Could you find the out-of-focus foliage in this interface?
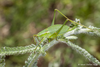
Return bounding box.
[0,0,100,67]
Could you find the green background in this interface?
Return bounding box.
[0,0,100,67]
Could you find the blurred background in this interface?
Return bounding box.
[0,0,100,67]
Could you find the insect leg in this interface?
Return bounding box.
[34,37,40,45]
[55,9,92,30]
[56,20,68,35]
[50,20,68,38]
[38,37,46,46]
[51,9,56,26]
[33,35,39,45]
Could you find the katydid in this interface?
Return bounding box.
[33,9,92,46]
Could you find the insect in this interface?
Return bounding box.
[33,9,92,46]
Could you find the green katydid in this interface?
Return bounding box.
[33,9,92,46]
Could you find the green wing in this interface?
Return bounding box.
[37,24,69,38]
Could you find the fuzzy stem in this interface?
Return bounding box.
[60,40,100,65]
[0,44,36,56]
